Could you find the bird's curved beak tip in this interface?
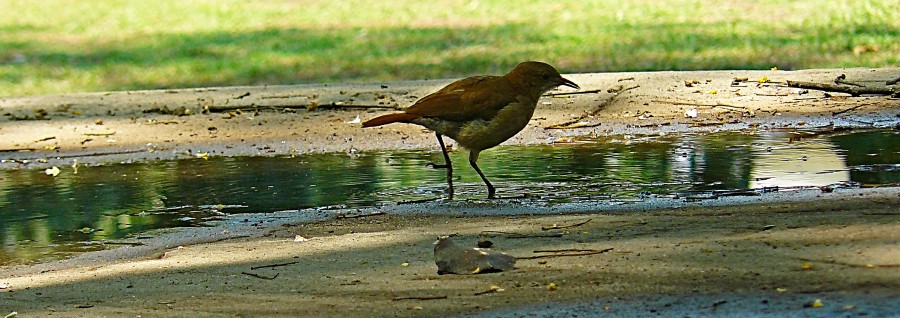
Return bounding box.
[560,77,580,90]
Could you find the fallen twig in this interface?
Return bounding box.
[241,271,279,280]
[833,74,865,87]
[786,80,896,97]
[335,211,386,219]
[795,256,900,269]
[83,132,116,136]
[0,148,36,153]
[533,248,602,253]
[543,86,637,129]
[544,88,605,97]
[541,219,592,231]
[831,104,870,116]
[391,295,448,301]
[250,261,300,270]
[544,121,602,130]
[204,103,401,113]
[652,99,748,111]
[480,230,563,239]
[517,248,614,260]
[473,287,501,296]
[398,197,443,204]
[260,94,309,99]
[313,103,402,111]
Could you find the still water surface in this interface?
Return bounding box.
[1,130,897,265]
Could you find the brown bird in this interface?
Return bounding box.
[362,61,579,199]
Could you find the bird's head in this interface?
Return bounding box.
[508,61,580,94]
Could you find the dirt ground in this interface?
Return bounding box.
[1,68,899,317]
[0,189,898,317]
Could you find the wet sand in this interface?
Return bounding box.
[1,68,899,317]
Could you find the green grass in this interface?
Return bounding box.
[1,0,897,97]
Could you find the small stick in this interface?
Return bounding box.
[241,271,279,280]
[0,148,36,153]
[541,219,592,231]
[260,94,309,99]
[473,288,500,296]
[786,80,896,97]
[391,295,448,301]
[831,104,869,116]
[795,256,900,269]
[544,121,602,130]
[398,197,443,204]
[250,261,300,270]
[517,248,614,260]
[544,86,634,129]
[652,99,748,110]
[833,74,865,87]
[480,231,563,239]
[335,211,386,219]
[83,132,116,136]
[533,248,601,253]
[544,88,605,97]
[314,103,402,110]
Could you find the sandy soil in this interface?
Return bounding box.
[0,189,898,317]
[1,68,899,317]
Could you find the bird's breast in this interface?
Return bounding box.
[454,97,538,151]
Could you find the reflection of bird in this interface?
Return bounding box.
[433,236,515,275]
[363,61,579,199]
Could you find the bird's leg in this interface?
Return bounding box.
[468,151,495,199]
[425,132,454,199]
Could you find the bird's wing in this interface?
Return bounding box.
[405,75,517,121]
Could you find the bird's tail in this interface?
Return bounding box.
[361,113,420,127]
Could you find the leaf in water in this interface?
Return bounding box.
[44,166,60,176]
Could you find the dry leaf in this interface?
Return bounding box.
[804,299,823,308]
[434,236,516,275]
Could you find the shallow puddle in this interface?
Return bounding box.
[1,129,897,265]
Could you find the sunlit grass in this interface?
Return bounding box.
[0,0,897,97]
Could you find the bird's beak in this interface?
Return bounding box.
[559,76,580,90]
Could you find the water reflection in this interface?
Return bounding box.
[0,130,897,265]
